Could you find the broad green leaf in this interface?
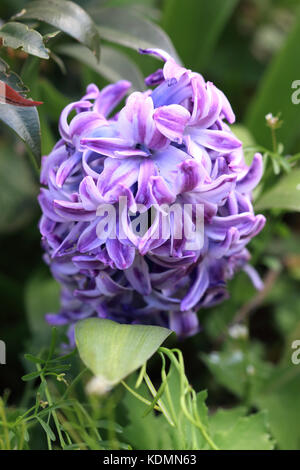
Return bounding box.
[15,0,100,59]
[209,407,248,434]
[75,318,171,392]
[255,364,300,450]
[245,8,300,151]
[162,0,238,69]
[255,169,300,212]
[201,344,274,401]
[0,21,49,59]
[57,44,145,91]
[0,142,38,233]
[90,7,179,62]
[0,58,41,162]
[212,410,274,450]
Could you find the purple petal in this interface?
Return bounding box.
[96,271,131,296]
[56,151,82,188]
[170,310,200,337]
[144,68,164,86]
[153,104,190,143]
[94,80,131,117]
[192,174,236,205]
[135,159,157,207]
[106,238,135,269]
[80,136,148,159]
[79,176,103,210]
[53,221,87,257]
[150,175,176,204]
[243,264,264,290]
[237,153,263,193]
[181,263,209,311]
[193,129,241,152]
[175,159,204,193]
[59,100,92,142]
[38,189,66,223]
[124,254,151,295]
[53,199,96,221]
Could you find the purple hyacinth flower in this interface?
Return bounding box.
[38,49,265,343]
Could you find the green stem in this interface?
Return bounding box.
[37,364,66,449]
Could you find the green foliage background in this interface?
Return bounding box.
[0,0,300,450]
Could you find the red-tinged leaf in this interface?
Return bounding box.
[0,80,43,107]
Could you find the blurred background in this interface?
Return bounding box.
[0,0,300,449]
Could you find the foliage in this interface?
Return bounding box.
[1,0,300,451]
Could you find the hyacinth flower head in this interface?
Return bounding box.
[38,48,265,344]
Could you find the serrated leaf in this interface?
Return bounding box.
[75,318,171,390]
[255,364,300,450]
[201,344,274,401]
[212,410,274,450]
[0,21,49,59]
[15,0,100,59]
[255,169,300,212]
[57,43,145,91]
[90,6,179,62]
[0,58,41,162]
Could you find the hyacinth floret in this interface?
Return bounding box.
[38,48,265,344]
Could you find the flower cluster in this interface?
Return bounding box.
[39,48,265,344]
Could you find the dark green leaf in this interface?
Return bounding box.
[36,417,56,441]
[0,21,49,58]
[22,370,42,381]
[0,58,41,162]
[57,44,145,91]
[15,0,100,59]
[90,7,179,61]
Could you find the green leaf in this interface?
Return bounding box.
[90,6,179,61]
[209,407,248,434]
[15,0,100,59]
[75,318,171,391]
[122,375,175,450]
[162,0,238,69]
[57,44,145,91]
[22,370,43,381]
[201,343,274,401]
[24,354,46,364]
[0,21,49,59]
[255,364,300,450]
[0,58,41,162]
[255,169,300,212]
[245,8,300,151]
[212,410,274,450]
[36,417,56,441]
